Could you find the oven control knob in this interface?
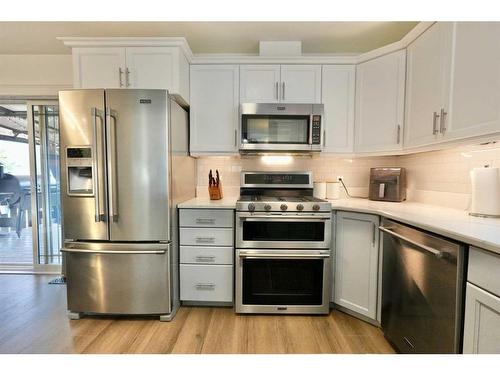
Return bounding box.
[248,203,256,212]
[280,204,288,211]
[264,204,272,211]
[296,204,304,211]
[313,204,320,211]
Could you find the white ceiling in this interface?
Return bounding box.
[0,22,418,55]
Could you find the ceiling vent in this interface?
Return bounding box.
[259,41,302,56]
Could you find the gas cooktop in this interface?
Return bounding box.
[236,172,331,213]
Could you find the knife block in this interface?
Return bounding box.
[208,183,223,200]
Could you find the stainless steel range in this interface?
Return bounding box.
[235,171,332,314]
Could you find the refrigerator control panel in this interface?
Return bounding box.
[66,146,94,196]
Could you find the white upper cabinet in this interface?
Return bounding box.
[444,22,500,141]
[124,47,189,99]
[404,23,454,148]
[72,44,190,102]
[72,47,126,89]
[240,64,321,104]
[321,65,356,153]
[190,65,239,154]
[334,211,380,320]
[239,65,281,103]
[280,65,322,103]
[355,50,406,153]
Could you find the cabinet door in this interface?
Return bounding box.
[334,211,379,319]
[73,47,126,89]
[280,65,322,103]
[404,23,453,148]
[355,50,406,153]
[463,282,500,353]
[321,65,356,153]
[125,47,179,90]
[190,65,239,154]
[444,22,500,141]
[240,65,281,103]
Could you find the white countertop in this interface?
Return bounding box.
[328,199,500,255]
[177,196,238,209]
[177,196,500,255]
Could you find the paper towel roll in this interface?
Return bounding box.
[326,182,340,199]
[470,166,500,217]
[313,182,327,199]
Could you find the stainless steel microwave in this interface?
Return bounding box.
[239,103,324,153]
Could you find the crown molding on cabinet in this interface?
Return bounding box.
[57,22,434,66]
[57,37,194,61]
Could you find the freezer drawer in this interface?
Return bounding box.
[180,227,233,246]
[180,246,234,265]
[180,264,233,302]
[180,209,234,228]
[63,242,171,315]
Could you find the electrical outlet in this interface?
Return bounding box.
[337,176,343,182]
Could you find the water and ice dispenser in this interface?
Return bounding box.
[66,147,94,196]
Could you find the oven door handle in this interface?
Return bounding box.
[239,215,330,221]
[238,251,330,259]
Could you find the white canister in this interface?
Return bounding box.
[313,182,327,199]
[326,182,340,200]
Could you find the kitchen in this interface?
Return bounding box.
[0,2,499,373]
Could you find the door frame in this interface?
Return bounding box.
[27,99,62,274]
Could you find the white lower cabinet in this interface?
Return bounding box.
[179,208,234,304]
[334,211,379,320]
[180,264,233,303]
[463,283,500,353]
[463,247,500,353]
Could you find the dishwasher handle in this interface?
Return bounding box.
[379,225,445,258]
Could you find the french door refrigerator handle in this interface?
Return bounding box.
[106,107,119,222]
[91,107,105,222]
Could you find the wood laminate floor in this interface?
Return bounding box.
[0,275,395,354]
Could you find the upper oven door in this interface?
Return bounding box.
[236,212,332,249]
[239,103,323,152]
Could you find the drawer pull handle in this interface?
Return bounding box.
[195,256,216,262]
[196,218,216,224]
[195,283,216,290]
[196,237,216,243]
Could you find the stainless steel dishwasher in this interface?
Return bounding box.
[379,218,466,353]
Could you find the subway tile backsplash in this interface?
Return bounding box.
[196,142,500,211]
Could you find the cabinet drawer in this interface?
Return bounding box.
[180,209,234,228]
[180,264,233,302]
[180,227,233,246]
[468,247,500,296]
[180,246,233,265]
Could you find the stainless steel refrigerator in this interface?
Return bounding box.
[58,89,195,321]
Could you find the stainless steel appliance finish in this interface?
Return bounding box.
[239,103,324,152]
[369,167,406,202]
[59,89,195,320]
[235,249,331,314]
[62,242,170,315]
[235,171,332,314]
[236,211,332,249]
[380,218,466,353]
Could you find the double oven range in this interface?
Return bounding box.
[235,172,332,314]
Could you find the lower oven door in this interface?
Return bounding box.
[236,212,332,249]
[235,249,331,314]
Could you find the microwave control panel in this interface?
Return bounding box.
[311,115,322,144]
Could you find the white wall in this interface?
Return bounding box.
[0,55,72,97]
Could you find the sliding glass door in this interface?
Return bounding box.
[27,101,62,271]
